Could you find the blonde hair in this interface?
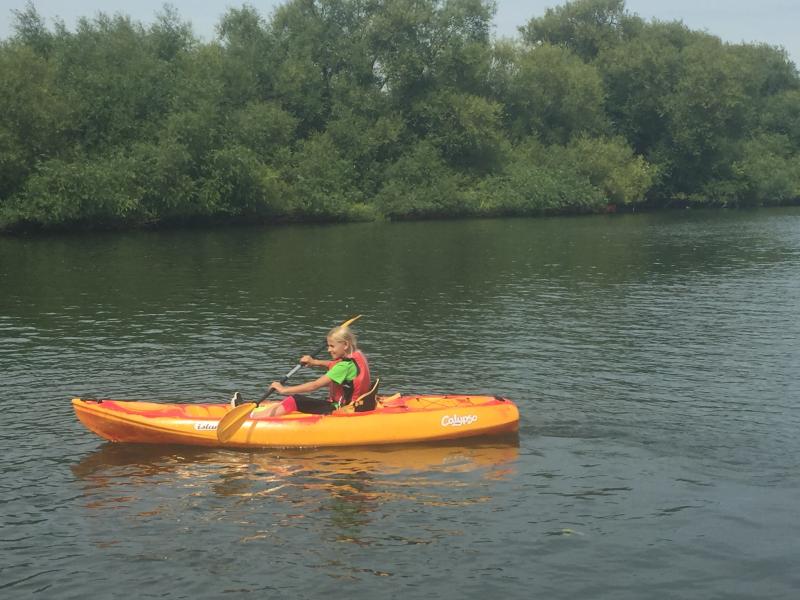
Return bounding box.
[327,325,358,353]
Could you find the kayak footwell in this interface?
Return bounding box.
[72,395,520,448]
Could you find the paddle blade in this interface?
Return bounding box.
[342,314,362,328]
[217,402,257,443]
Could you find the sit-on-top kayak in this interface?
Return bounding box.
[72,394,519,448]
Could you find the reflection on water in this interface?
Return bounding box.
[71,439,519,516]
[72,438,520,479]
[68,440,519,563]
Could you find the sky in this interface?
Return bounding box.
[0,0,798,66]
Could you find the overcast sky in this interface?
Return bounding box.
[1,0,797,65]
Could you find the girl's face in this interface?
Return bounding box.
[327,337,349,359]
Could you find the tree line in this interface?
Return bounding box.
[1,0,799,232]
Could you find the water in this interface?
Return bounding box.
[2,209,800,598]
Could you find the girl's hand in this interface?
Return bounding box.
[270,381,287,394]
[299,355,314,366]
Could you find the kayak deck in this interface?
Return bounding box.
[72,394,520,448]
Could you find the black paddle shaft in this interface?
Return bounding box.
[257,339,329,403]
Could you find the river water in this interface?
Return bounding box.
[2,209,799,598]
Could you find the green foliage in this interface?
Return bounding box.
[521,0,642,61]
[375,141,470,218]
[666,39,752,156]
[11,1,53,56]
[495,42,609,144]
[759,90,800,145]
[370,0,494,103]
[598,20,693,154]
[52,15,169,149]
[227,101,298,160]
[730,134,800,206]
[286,132,359,219]
[5,155,145,228]
[554,136,656,204]
[0,44,69,199]
[474,135,652,215]
[217,5,274,107]
[474,157,603,216]
[325,105,407,197]
[127,140,198,219]
[148,5,197,61]
[411,90,507,172]
[200,144,289,217]
[1,0,799,232]
[596,15,800,203]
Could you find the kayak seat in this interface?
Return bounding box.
[351,378,379,412]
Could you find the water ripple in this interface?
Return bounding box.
[2,211,800,598]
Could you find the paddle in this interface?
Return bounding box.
[216,315,362,442]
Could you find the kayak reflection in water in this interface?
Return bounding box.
[250,324,372,418]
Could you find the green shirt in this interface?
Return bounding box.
[326,360,357,384]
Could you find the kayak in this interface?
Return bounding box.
[71,394,519,448]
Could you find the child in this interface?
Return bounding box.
[257,325,370,417]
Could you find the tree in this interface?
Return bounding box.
[556,136,656,205]
[760,89,800,145]
[285,132,359,218]
[495,42,608,144]
[200,145,288,217]
[473,138,604,215]
[410,89,506,172]
[732,134,800,205]
[267,0,384,135]
[598,20,694,155]
[7,155,144,228]
[520,0,642,62]
[10,1,53,56]
[227,101,298,161]
[2,0,800,230]
[375,141,468,218]
[370,0,495,104]
[148,4,196,61]
[0,44,69,201]
[217,5,274,107]
[662,37,761,197]
[54,14,177,150]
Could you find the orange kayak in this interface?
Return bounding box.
[72,395,519,448]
